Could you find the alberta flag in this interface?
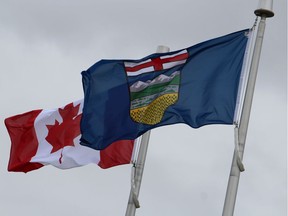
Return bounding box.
[80,29,249,150]
[5,100,134,173]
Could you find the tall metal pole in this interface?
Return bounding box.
[125,45,170,216]
[222,1,274,216]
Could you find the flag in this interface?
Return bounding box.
[80,29,250,150]
[4,100,134,173]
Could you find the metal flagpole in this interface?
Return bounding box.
[125,45,170,216]
[222,1,274,216]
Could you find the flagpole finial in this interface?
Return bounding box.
[254,0,274,17]
[156,45,170,53]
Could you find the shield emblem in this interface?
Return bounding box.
[125,50,188,125]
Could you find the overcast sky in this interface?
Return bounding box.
[0,0,286,215]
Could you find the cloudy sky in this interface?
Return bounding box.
[0,0,286,215]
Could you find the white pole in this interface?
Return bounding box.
[222,1,274,216]
[125,45,170,216]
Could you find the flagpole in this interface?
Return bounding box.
[125,45,170,216]
[222,1,274,216]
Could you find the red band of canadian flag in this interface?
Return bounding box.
[124,49,188,76]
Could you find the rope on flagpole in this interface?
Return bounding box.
[131,163,140,208]
[234,125,245,172]
[130,136,142,208]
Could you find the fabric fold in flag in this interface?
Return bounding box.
[80,29,250,150]
[5,100,134,173]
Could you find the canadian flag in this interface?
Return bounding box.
[5,100,134,173]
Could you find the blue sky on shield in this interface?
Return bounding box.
[0,0,286,215]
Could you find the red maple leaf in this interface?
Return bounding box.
[45,103,82,155]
